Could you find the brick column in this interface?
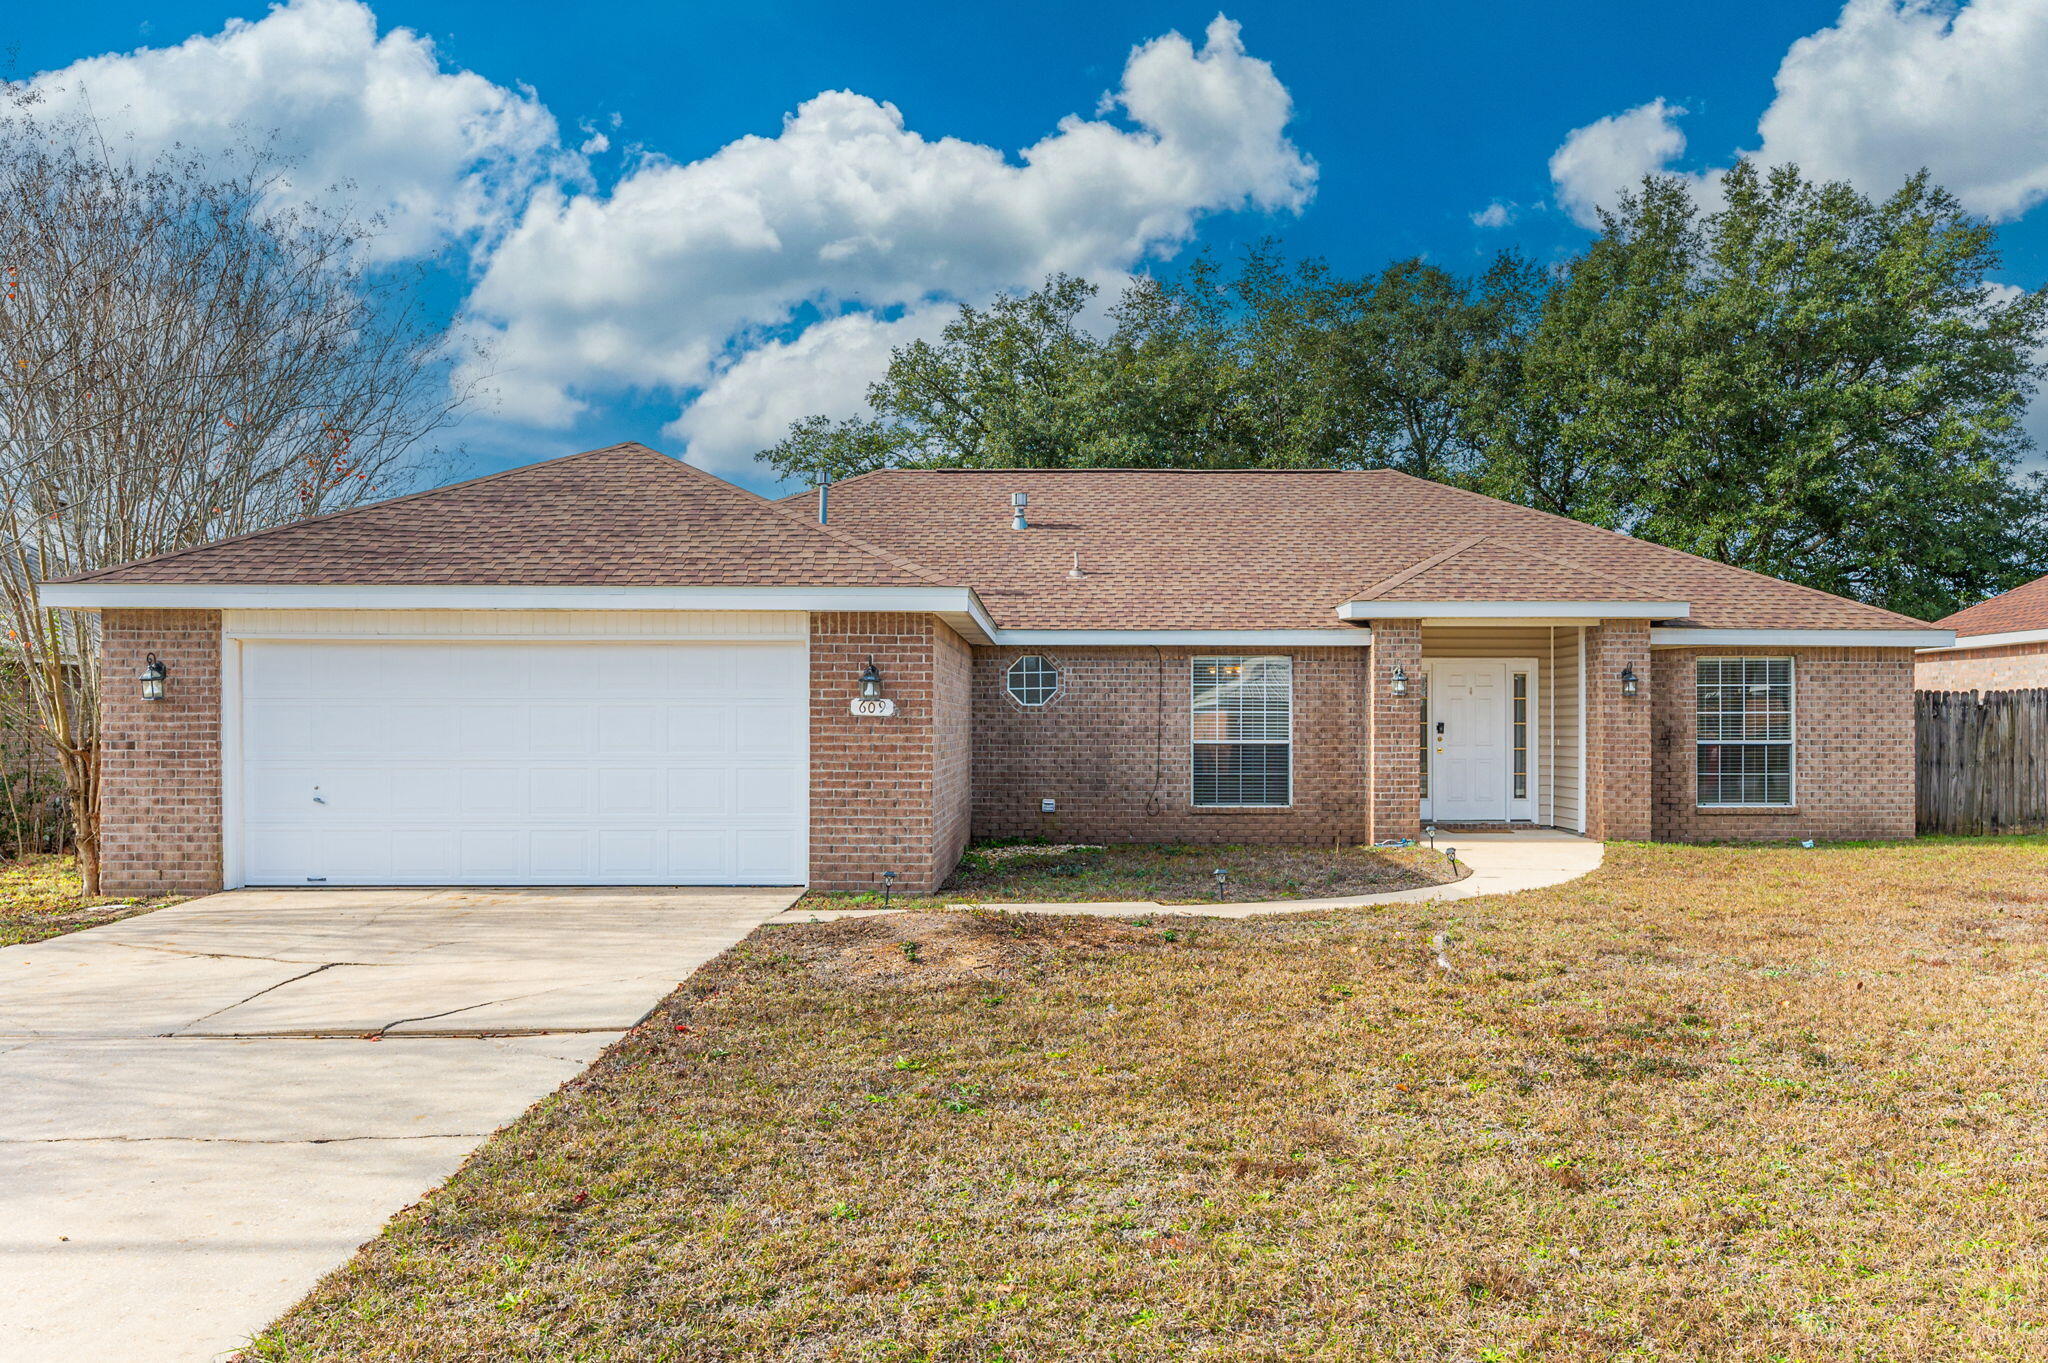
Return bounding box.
[99,609,223,895]
[1583,620,1652,841]
[809,612,970,894]
[1367,620,1423,842]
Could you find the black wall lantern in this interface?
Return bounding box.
[1389,664,1409,697]
[1620,664,1640,698]
[139,653,169,702]
[858,657,884,700]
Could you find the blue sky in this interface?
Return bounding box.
[13,0,2048,492]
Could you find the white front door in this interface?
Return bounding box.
[236,639,808,886]
[1425,661,1510,822]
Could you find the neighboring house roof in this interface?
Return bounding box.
[53,443,952,589]
[796,468,1928,631]
[1936,573,2048,640]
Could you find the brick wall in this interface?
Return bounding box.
[931,621,974,887]
[972,646,1371,845]
[1653,646,1916,842]
[1915,640,2048,692]
[99,609,223,895]
[809,612,971,894]
[1367,623,1422,842]
[1583,621,1653,841]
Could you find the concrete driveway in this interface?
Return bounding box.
[0,885,797,1362]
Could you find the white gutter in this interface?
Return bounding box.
[35,583,1003,645]
[993,629,1372,647]
[1338,600,1691,621]
[1914,626,2048,654]
[1650,627,1953,649]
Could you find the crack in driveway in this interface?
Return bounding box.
[170,962,355,1033]
[64,939,388,967]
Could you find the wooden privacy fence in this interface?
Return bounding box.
[1917,688,2048,835]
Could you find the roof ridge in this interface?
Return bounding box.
[1364,469,1934,627]
[756,489,960,588]
[1346,534,1489,601]
[50,442,657,585]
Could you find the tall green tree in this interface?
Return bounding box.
[1476,162,2048,618]
[760,163,2048,618]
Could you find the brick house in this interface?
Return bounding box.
[41,443,1952,896]
[1915,573,2048,692]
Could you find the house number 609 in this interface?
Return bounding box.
[850,697,897,717]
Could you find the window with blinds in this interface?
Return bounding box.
[1191,656,1292,807]
[1696,657,1795,806]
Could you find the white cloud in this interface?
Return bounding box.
[1548,1,2048,228]
[1547,98,1691,229]
[20,0,565,259]
[1757,0,2048,222]
[662,308,949,470]
[453,15,1315,472]
[1469,200,1516,229]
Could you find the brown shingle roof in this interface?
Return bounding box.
[793,468,1928,631]
[1348,534,1676,604]
[60,443,953,588]
[1937,573,2048,638]
[61,450,1937,633]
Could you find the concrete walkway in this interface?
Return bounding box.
[0,885,797,1363]
[765,830,1604,923]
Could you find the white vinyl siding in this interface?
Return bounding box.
[1191,656,1292,807]
[1696,656,1795,806]
[1420,626,1582,831]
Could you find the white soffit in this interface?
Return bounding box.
[1915,627,2048,654]
[994,629,1373,646]
[38,584,999,644]
[1651,627,1954,648]
[1339,600,1691,621]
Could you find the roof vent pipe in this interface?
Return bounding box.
[817,473,830,524]
[1010,491,1028,530]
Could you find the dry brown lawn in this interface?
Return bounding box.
[0,853,180,946]
[795,840,1459,915]
[245,838,2048,1361]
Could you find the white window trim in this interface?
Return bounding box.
[1190,655,1294,809]
[1694,655,1797,809]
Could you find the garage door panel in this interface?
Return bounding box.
[734,704,801,755]
[665,768,727,815]
[530,769,594,816]
[665,831,727,878]
[530,830,592,878]
[598,829,662,877]
[528,705,597,754]
[239,640,805,886]
[595,705,661,754]
[734,830,801,882]
[456,706,528,756]
[458,769,524,817]
[733,646,802,696]
[663,705,732,754]
[735,765,801,814]
[387,768,461,816]
[388,830,459,880]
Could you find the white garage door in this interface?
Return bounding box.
[237,639,807,886]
